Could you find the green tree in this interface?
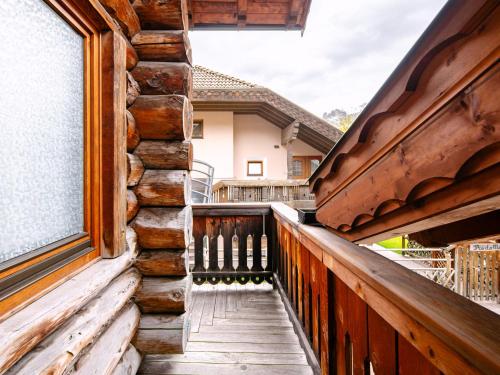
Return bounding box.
[323,104,365,133]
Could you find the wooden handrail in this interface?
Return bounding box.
[271,202,500,374]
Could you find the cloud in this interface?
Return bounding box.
[190,0,447,116]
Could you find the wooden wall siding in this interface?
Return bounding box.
[191,205,273,284]
[310,1,500,242]
[187,0,312,31]
[272,202,500,375]
[0,0,145,372]
[125,0,194,357]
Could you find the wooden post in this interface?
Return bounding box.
[101,31,127,258]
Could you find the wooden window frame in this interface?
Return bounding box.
[192,119,204,139]
[247,160,264,177]
[292,156,322,179]
[0,0,121,318]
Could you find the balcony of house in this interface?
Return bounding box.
[211,179,315,204]
[136,202,500,374]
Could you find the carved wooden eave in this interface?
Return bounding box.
[187,0,312,32]
[309,0,500,243]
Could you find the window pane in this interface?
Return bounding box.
[193,121,203,138]
[292,160,303,176]
[310,159,321,174]
[0,0,84,263]
[248,162,263,176]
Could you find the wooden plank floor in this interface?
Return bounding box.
[139,283,313,375]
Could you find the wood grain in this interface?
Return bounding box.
[126,110,140,152]
[132,0,188,31]
[69,302,140,374]
[132,206,192,249]
[127,153,145,187]
[6,269,141,375]
[135,249,188,276]
[101,30,127,258]
[131,31,192,64]
[131,62,192,97]
[129,95,192,141]
[99,0,141,37]
[0,254,133,374]
[134,276,192,313]
[135,170,191,207]
[134,141,193,171]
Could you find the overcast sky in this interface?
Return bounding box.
[190,0,448,117]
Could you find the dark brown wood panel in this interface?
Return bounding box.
[188,0,311,30]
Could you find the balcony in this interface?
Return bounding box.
[137,203,500,374]
[211,180,315,204]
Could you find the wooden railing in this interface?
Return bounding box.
[271,203,500,375]
[190,204,274,285]
[189,203,500,374]
[211,179,314,203]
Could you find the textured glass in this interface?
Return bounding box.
[0,0,84,263]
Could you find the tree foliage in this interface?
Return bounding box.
[322,104,366,133]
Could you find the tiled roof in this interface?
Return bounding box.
[193,66,343,151]
[194,66,259,89]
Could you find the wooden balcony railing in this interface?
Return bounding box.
[272,202,500,375]
[191,204,274,285]
[211,179,314,203]
[190,203,500,375]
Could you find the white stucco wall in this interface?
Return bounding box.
[192,111,325,181]
[290,139,324,158]
[192,111,234,179]
[233,114,287,180]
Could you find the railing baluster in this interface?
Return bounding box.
[207,217,220,284]
[236,218,249,283]
[232,230,239,271]
[222,217,234,284]
[191,205,274,285]
[192,217,206,276]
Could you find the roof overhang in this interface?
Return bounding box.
[193,90,339,154]
[187,0,312,32]
[309,0,500,243]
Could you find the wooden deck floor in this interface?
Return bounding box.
[139,283,313,375]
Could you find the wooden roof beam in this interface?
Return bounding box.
[288,0,302,27]
[335,165,500,244]
[237,0,248,28]
[281,120,300,145]
[409,210,500,247]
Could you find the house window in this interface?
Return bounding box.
[0,0,105,316]
[193,120,203,139]
[292,159,303,177]
[291,156,322,179]
[247,161,264,176]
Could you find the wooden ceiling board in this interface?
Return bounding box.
[188,0,311,30]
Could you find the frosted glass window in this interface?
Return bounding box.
[0,0,85,264]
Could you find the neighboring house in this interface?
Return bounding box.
[192,66,342,183]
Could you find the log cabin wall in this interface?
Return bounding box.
[127,0,194,357]
[0,1,145,373]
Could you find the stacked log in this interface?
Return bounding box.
[126,0,194,357]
